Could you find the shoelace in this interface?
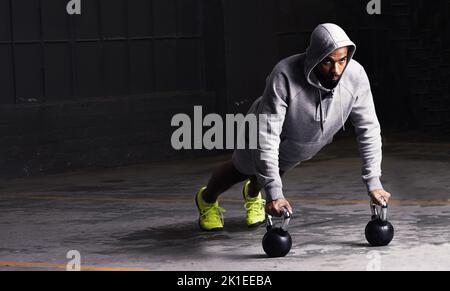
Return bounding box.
[200,205,226,222]
[245,199,265,216]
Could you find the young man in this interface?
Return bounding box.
[195,23,391,231]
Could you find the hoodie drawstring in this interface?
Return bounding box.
[340,85,346,131]
[317,86,346,134]
[318,90,324,136]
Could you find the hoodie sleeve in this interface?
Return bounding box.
[252,69,288,203]
[350,67,384,192]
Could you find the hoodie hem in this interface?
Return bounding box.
[364,176,383,192]
[264,184,284,203]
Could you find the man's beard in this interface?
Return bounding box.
[314,67,344,90]
[321,74,341,89]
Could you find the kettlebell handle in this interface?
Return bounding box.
[266,207,291,231]
[370,200,388,221]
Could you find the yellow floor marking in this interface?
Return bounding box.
[0,261,148,271]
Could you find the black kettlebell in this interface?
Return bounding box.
[262,208,292,257]
[365,201,394,246]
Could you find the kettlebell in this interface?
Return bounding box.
[365,201,394,246]
[262,207,292,257]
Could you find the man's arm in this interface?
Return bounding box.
[252,68,289,209]
[350,67,390,205]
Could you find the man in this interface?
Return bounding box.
[195,23,391,231]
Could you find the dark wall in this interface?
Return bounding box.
[0,0,449,178]
[334,0,450,133]
[0,0,205,103]
[0,0,217,178]
[0,92,215,178]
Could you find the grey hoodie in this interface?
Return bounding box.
[232,23,383,202]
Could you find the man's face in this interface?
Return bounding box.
[315,47,349,89]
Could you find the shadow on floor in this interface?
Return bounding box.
[112,218,385,260]
[113,217,266,256]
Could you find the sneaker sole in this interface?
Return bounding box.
[195,189,224,232]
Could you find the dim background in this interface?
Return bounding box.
[0,0,449,178]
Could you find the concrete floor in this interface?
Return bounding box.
[1,135,450,271]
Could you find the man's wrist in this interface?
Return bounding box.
[264,184,284,203]
[364,176,383,192]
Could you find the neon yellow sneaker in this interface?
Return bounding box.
[195,186,225,231]
[243,180,266,227]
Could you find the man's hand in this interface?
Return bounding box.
[369,189,391,206]
[266,198,293,217]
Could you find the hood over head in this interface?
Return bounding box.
[304,23,356,91]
